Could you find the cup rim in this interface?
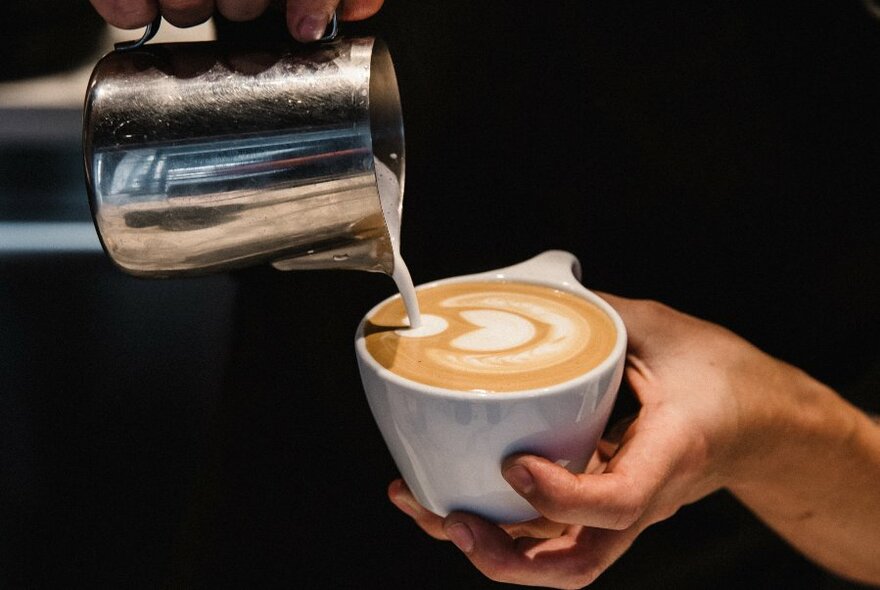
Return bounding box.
[355,273,627,400]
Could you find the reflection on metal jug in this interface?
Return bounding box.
[83,21,404,278]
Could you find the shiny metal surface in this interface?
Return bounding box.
[83,37,404,277]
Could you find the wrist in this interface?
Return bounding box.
[723,362,880,584]
[725,361,855,495]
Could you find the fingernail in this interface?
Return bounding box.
[297,14,328,42]
[446,522,474,554]
[503,464,535,495]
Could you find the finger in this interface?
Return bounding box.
[285,0,339,42]
[502,456,650,530]
[593,291,694,403]
[584,448,613,473]
[158,0,214,27]
[444,514,638,588]
[216,0,272,21]
[593,292,663,355]
[600,413,639,461]
[337,0,384,21]
[388,478,568,540]
[502,422,684,530]
[387,479,447,540]
[595,291,710,363]
[90,0,158,28]
[500,517,568,540]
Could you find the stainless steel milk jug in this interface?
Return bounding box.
[83,20,404,277]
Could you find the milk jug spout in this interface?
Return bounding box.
[83,31,405,278]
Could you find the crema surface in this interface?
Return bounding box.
[363,281,616,392]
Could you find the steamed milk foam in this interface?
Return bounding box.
[375,158,421,328]
[364,281,616,392]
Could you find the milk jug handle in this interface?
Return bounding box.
[114,14,162,51]
[493,250,583,286]
[114,11,339,52]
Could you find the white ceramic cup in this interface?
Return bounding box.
[355,250,627,523]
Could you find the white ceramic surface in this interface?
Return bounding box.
[355,250,627,523]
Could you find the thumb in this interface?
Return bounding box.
[502,418,684,530]
[502,455,651,530]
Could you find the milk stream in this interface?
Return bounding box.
[376,158,422,329]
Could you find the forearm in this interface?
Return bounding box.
[728,366,880,585]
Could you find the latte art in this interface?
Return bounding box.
[364,281,616,392]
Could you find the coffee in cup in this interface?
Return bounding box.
[355,251,627,523]
[364,281,617,392]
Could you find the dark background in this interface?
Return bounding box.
[2,1,879,588]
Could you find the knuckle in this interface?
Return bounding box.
[609,494,646,530]
[475,553,524,585]
[565,555,606,588]
[570,569,601,588]
[556,561,601,589]
[479,561,511,584]
[563,579,589,590]
[635,298,673,318]
[609,508,639,530]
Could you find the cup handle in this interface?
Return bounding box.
[491,250,583,286]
